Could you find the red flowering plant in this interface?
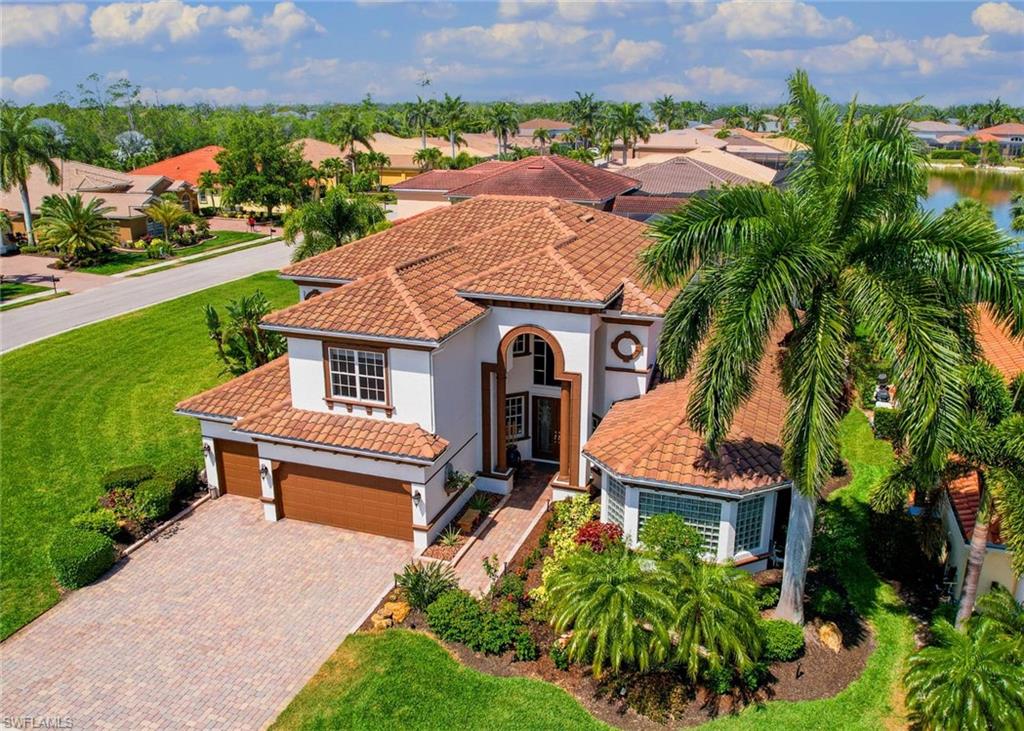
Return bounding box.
[573,521,623,552]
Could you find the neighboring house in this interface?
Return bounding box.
[177,196,687,551]
[934,131,1001,150]
[907,120,967,145]
[610,129,727,162]
[339,134,495,185]
[132,145,223,209]
[0,159,196,243]
[392,155,638,210]
[939,309,1024,603]
[518,118,574,136]
[976,123,1024,157]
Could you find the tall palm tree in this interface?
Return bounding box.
[650,95,678,131]
[747,109,769,132]
[437,93,469,160]
[333,111,375,175]
[485,102,519,157]
[407,96,436,150]
[319,157,346,188]
[977,98,1008,128]
[976,586,1024,660]
[0,106,61,247]
[283,188,387,262]
[567,91,600,148]
[144,197,193,239]
[531,128,553,155]
[980,140,1003,166]
[904,619,1024,731]
[604,102,652,165]
[546,543,672,676]
[197,169,219,211]
[35,193,116,264]
[640,70,1024,624]
[412,147,443,171]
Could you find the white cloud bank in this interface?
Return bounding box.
[679,0,854,42]
[971,1,1024,34]
[0,3,87,47]
[224,2,325,53]
[89,1,251,46]
[0,74,52,98]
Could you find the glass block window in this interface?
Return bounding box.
[638,491,721,554]
[605,477,626,529]
[735,496,766,553]
[505,394,526,440]
[328,347,386,403]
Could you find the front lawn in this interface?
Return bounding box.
[78,231,265,275]
[271,630,608,731]
[0,281,49,301]
[0,271,296,639]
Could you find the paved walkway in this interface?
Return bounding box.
[0,240,291,353]
[0,254,110,294]
[455,463,555,596]
[0,497,412,730]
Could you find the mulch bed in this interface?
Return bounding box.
[421,492,503,561]
[100,488,208,558]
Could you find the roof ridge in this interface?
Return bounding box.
[546,247,604,301]
[445,156,534,196]
[386,267,440,340]
[685,157,733,185]
[394,244,461,273]
[621,279,661,311]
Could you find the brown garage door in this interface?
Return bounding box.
[278,462,413,541]
[215,439,261,499]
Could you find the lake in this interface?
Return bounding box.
[923,167,1022,236]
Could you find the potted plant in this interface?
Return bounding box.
[444,468,474,496]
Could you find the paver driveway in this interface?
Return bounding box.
[0,496,412,729]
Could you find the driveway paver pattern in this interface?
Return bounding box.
[0,496,412,730]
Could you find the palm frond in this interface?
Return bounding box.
[655,265,721,379]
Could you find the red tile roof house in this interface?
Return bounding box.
[976,122,1024,156]
[175,195,795,565]
[940,310,1024,603]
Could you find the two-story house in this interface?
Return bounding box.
[177,195,793,564]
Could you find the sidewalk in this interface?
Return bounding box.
[110,234,277,277]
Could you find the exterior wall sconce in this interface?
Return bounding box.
[259,464,270,478]
[202,443,212,455]
[412,490,422,506]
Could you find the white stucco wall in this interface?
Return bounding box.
[597,317,660,413]
[942,494,1019,600]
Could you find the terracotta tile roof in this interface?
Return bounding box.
[977,308,1024,380]
[908,120,966,134]
[627,129,728,152]
[519,117,573,130]
[681,148,778,184]
[391,163,508,192]
[584,328,788,492]
[627,155,753,195]
[612,196,689,216]
[272,196,673,341]
[947,470,1003,545]
[445,155,638,203]
[978,123,1024,136]
[175,357,291,421]
[131,146,223,186]
[234,403,449,461]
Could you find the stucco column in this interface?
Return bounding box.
[258,457,280,522]
[202,436,220,498]
[559,381,571,483]
[599,471,609,523]
[1015,575,1024,604]
[760,492,778,553]
[623,484,640,546]
[496,368,508,473]
[718,499,738,563]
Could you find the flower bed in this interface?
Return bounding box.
[422,491,502,561]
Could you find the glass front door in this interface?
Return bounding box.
[532,395,560,461]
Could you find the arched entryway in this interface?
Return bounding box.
[483,325,582,487]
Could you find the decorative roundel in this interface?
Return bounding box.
[611,331,642,362]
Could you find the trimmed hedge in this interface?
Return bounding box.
[134,477,175,521]
[99,464,155,492]
[70,508,119,538]
[929,149,966,160]
[157,460,202,501]
[426,589,528,656]
[759,618,805,661]
[48,528,115,589]
[872,408,902,443]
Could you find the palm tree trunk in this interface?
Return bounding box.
[349,143,357,175]
[18,183,35,247]
[621,134,628,166]
[956,487,991,628]
[775,489,816,624]
[421,130,427,150]
[450,130,456,160]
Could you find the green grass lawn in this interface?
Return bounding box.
[78,231,265,275]
[271,630,609,731]
[273,411,913,730]
[0,281,49,301]
[0,271,296,639]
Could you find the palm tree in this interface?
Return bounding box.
[567,91,600,147]
[977,98,1008,128]
[605,102,652,165]
[531,128,553,155]
[1011,192,1024,233]
[197,170,219,211]
[976,586,1024,659]
[485,102,519,157]
[640,70,1024,624]
[0,106,61,247]
[407,96,436,150]
[437,93,469,160]
[980,140,1003,166]
[546,543,672,676]
[747,109,769,132]
[283,188,387,262]
[144,197,193,239]
[904,619,1024,731]
[333,111,375,175]
[35,193,116,264]
[319,157,346,188]
[724,106,746,129]
[650,95,677,131]
[566,147,596,164]
[412,147,443,171]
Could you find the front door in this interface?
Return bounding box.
[532,395,561,462]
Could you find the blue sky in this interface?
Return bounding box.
[1,1,1023,107]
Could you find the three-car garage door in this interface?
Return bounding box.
[277,462,413,541]
[215,439,261,498]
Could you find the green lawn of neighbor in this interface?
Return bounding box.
[271,630,609,731]
[0,271,296,639]
[0,281,49,301]
[274,411,914,731]
[79,231,265,275]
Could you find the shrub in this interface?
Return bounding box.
[70,508,119,538]
[157,460,201,501]
[493,571,525,602]
[478,601,523,654]
[929,149,966,160]
[514,629,538,661]
[812,502,861,577]
[48,528,115,589]
[811,587,847,619]
[438,525,462,547]
[872,408,902,443]
[550,643,570,670]
[755,585,781,611]
[427,589,486,646]
[467,491,493,516]
[573,521,623,552]
[639,513,704,560]
[962,151,979,167]
[759,619,805,662]
[99,464,155,492]
[703,665,734,695]
[395,561,458,610]
[741,661,770,691]
[134,477,175,521]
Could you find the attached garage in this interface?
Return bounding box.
[215,439,261,498]
[277,462,414,541]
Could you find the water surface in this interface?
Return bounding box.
[923,168,1022,236]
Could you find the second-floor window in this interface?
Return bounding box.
[506,393,526,440]
[533,339,558,386]
[328,346,387,403]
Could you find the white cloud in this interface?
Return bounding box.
[0,3,86,47]
[225,2,325,53]
[498,0,626,21]
[0,74,52,98]
[603,66,765,101]
[608,39,664,70]
[89,1,250,46]
[679,0,853,42]
[603,77,689,101]
[275,58,378,83]
[138,85,270,105]
[971,2,1024,34]
[685,66,758,94]
[420,20,613,63]
[744,33,992,75]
